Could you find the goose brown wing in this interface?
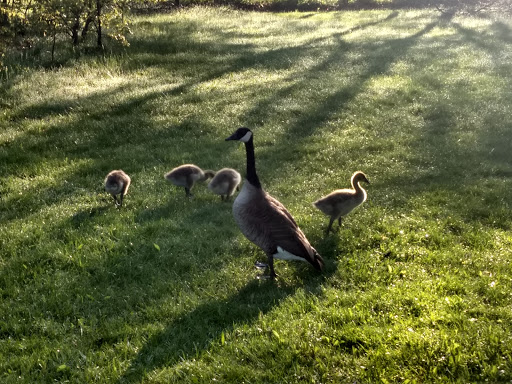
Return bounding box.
[263,194,317,260]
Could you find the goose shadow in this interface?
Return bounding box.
[70,206,111,228]
[118,264,334,383]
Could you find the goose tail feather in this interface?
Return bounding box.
[311,248,324,271]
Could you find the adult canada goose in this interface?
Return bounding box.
[104,169,131,207]
[164,164,215,197]
[226,127,323,279]
[313,171,369,234]
[208,168,242,201]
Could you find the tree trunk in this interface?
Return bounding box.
[96,0,102,49]
[71,19,80,46]
[82,14,94,41]
[51,22,56,63]
[1,0,8,27]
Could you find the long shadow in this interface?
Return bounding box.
[119,280,292,383]
[451,19,512,54]
[284,14,444,139]
[243,12,450,184]
[369,16,512,228]
[0,12,406,225]
[118,266,334,384]
[243,11,400,129]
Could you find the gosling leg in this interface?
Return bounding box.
[325,217,335,235]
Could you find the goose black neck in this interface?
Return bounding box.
[244,137,261,189]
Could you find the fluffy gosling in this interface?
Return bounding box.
[104,170,131,207]
[165,164,215,198]
[208,168,242,201]
[313,171,369,234]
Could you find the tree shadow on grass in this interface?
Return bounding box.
[376,15,512,228]
[286,13,445,139]
[450,18,512,53]
[0,11,406,226]
[242,11,400,129]
[240,12,451,194]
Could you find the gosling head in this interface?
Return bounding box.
[203,170,216,181]
[352,171,370,185]
[225,127,253,143]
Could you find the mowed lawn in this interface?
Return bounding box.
[1,6,511,383]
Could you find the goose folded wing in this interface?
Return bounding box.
[264,195,316,259]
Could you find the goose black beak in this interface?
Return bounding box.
[225,133,237,141]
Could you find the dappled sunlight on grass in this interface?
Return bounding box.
[1,6,512,383]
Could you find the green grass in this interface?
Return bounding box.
[1,6,512,383]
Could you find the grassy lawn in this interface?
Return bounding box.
[1,6,512,383]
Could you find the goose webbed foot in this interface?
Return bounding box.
[255,260,277,279]
[255,261,270,279]
[257,274,274,280]
[112,195,121,207]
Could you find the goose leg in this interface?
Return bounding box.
[257,253,277,279]
[112,194,120,206]
[185,187,192,198]
[267,253,277,279]
[337,217,342,230]
[118,194,124,207]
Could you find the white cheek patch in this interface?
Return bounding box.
[273,246,307,262]
[240,131,253,143]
